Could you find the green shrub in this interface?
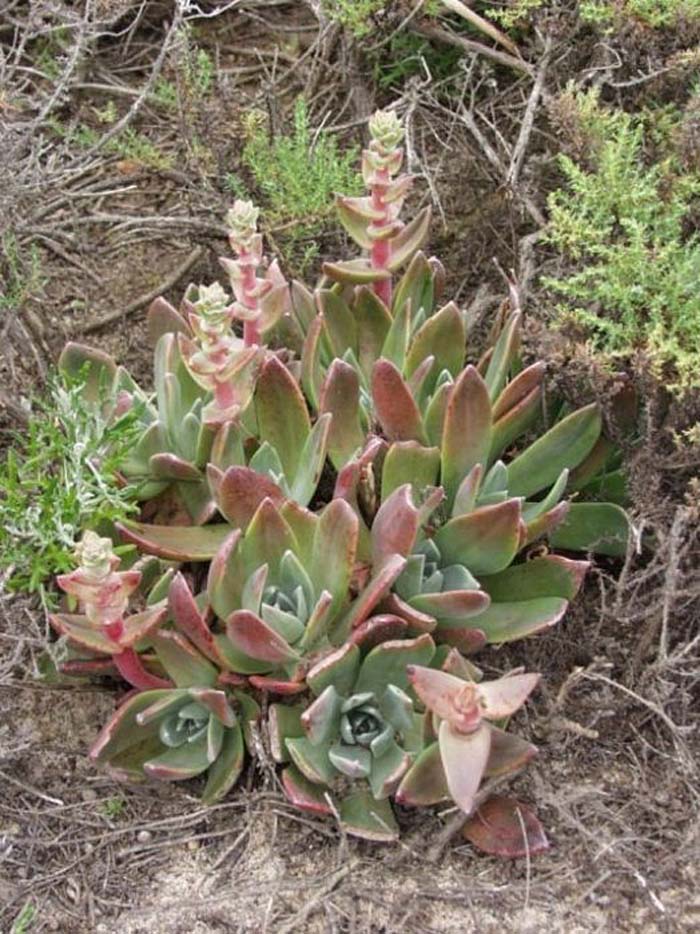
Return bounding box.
[0,375,140,597]
[225,99,362,274]
[544,88,700,391]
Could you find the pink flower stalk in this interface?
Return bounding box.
[57,532,140,644]
[220,200,289,348]
[55,532,169,690]
[364,110,412,307]
[406,665,540,815]
[178,282,262,425]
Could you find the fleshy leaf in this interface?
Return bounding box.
[151,630,219,688]
[480,555,589,602]
[281,765,333,815]
[463,795,549,858]
[470,597,568,643]
[372,359,426,443]
[354,633,435,696]
[338,791,399,842]
[435,499,522,576]
[548,502,630,557]
[395,741,449,806]
[310,498,358,616]
[506,404,602,498]
[117,520,231,561]
[320,360,365,469]
[226,610,300,665]
[202,724,245,804]
[439,720,491,814]
[381,442,441,501]
[255,356,311,482]
[307,643,361,697]
[212,466,285,531]
[441,366,492,508]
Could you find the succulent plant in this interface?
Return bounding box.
[50,532,168,689]
[398,665,539,816]
[269,635,435,841]
[46,105,634,850]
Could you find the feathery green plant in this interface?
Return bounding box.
[545,88,700,390]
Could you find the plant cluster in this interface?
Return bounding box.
[545,88,700,391]
[50,109,628,847]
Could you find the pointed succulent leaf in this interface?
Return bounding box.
[354,286,392,377]
[255,356,311,482]
[323,259,391,284]
[439,720,491,815]
[470,597,568,643]
[117,520,231,561]
[301,685,343,746]
[381,441,441,501]
[310,498,358,615]
[300,314,326,410]
[339,791,399,842]
[281,765,334,815]
[307,643,361,697]
[409,589,490,621]
[58,342,118,405]
[248,443,287,492]
[369,739,410,799]
[478,673,540,719]
[372,359,426,443]
[406,302,465,383]
[424,381,451,447]
[395,741,449,806]
[354,633,435,696]
[349,614,410,649]
[386,207,432,272]
[206,529,244,621]
[144,734,211,780]
[317,289,358,359]
[148,453,201,481]
[201,724,245,804]
[480,555,589,602]
[379,684,414,733]
[522,469,569,522]
[150,630,219,688]
[269,703,304,762]
[506,404,602,498]
[328,743,372,778]
[392,251,433,323]
[485,725,537,777]
[242,498,298,580]
[435,499,522,576]
[371,484,421,568]
[441,365,492,509]
[484,312,521,401]
[463,795,549,858]
[211,466,285,530]
[335,195,376,249]
[286,736,337,785]
[290,413,331,506]
[452,464,483,516]
[319,359,365,469]
[380,291,411,371]
[338,554,407,637]
[548,502,630,557]
[226,610,300,665]
[168,573,226,666]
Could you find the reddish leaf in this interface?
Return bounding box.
[463,795,549,858]
[210,465,285,529]
[372,359,427,443]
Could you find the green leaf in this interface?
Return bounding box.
[372,359,426,443]
[548,502,630,557]
[435,499,522,576]
[151,631,219,688]
[317,289,358,359]
[354,633,435,696]
[480,555,589,602]
[483,312,521,401]
[396,741,449,806]
[381,441,441,501]
[144,733,211,780]
[369,738,410,799]
[255,357,311,482]
[289,414,331,506]
[323,259,392,284]
[202,724,245,804]
[319,360,365,470]
[307,643,361,697]
[392,251,433,322]
[338,790,399,841]
[286,736,337,785]
[281,765,333,815]
[386,207,432,272]
[468,597,568,643]
[310,499,358,616]
[441,366,493,509]
[405,302,465,384]
[507,404,602,498]
[354,286,392,379]
[117,520,231,561]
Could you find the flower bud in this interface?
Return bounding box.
[74,531,115,582]
[369,109,404,153]
[226,199,260,250]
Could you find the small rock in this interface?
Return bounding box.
[137,829,153,844]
